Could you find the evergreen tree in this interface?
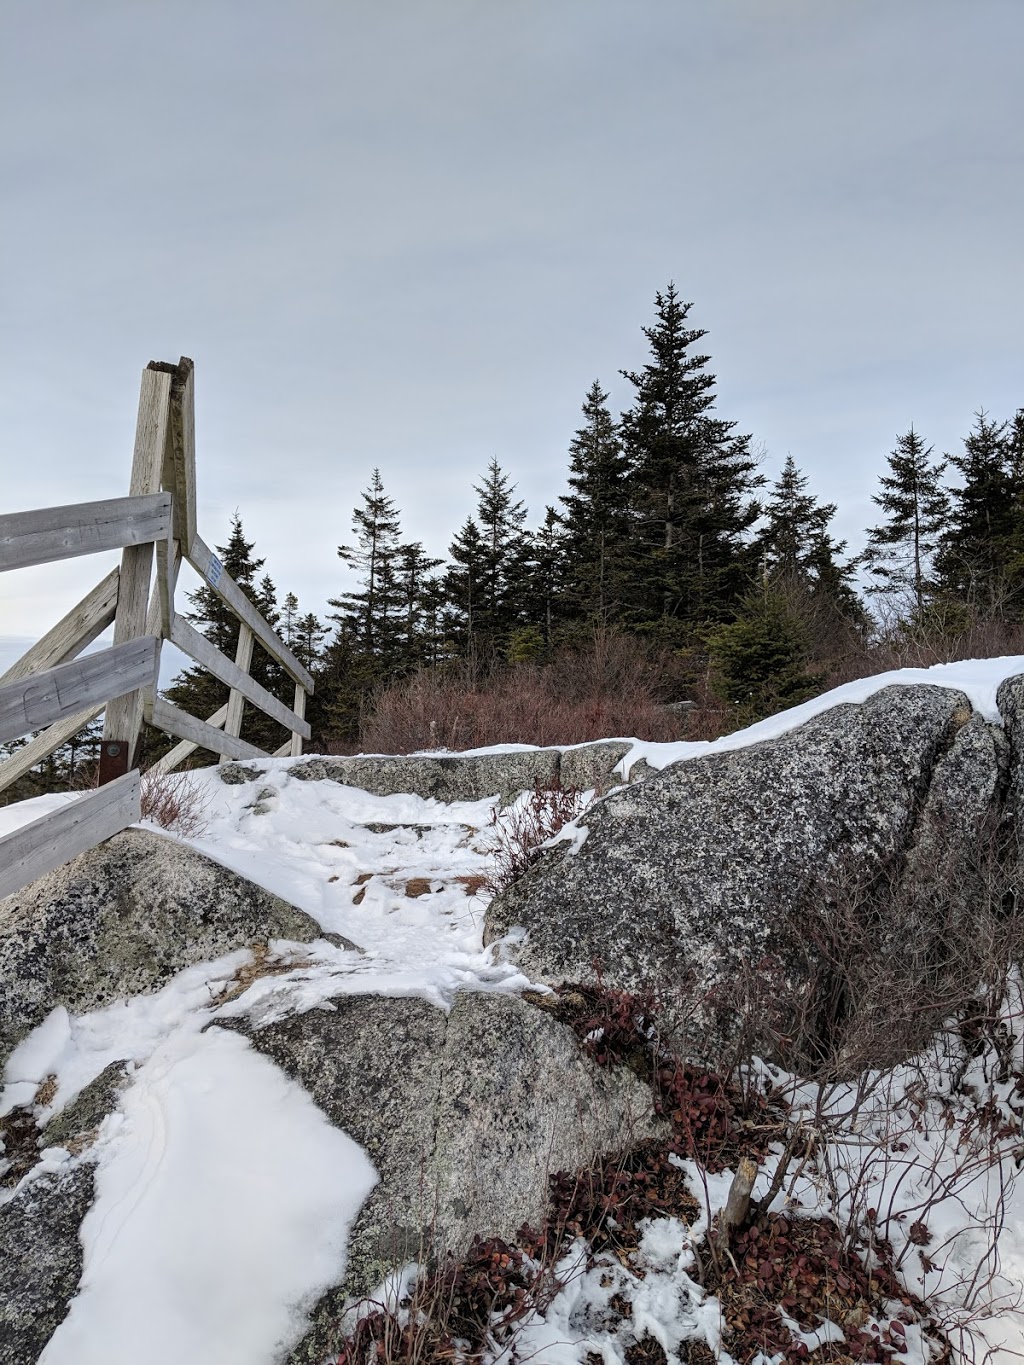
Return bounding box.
[706,582,825,726]
[756,455,862,618]
[520,506,567,652]
[936,411,1017,615]
[293,612,327,671]
[444,461,531,655]
[394,541,443,668]
[329,470,404,665]
[862,428,949,619]
[281,592,300,646]
[619,284,762,632]
[558,380,633,624]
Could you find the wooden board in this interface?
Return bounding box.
[0,493,171,573]
[171,617,309,739]
[148,697,267,762]
[104,367,172,752]
[0,771,140,902]
[289,684,307,758]
[0,704,104,794]
[222,622,254,752]
[145,702,228,776]
[168,358,197,553]
[0,568,120,686]
[186,534,315,692]
[0,637,158,745]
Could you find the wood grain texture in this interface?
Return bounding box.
[169,358,197,552]
[0,772,140,902]
[0,637,158,745]
[222,622,254,754]
[187,534,315,692]
[289,684,307,757]
[0,494,171,572]
[0,704,104,794]
[144,702,228,776]
[149,697,266,762]
[171,616,309,740]
[0,569,119,686]
[104,367,172,749]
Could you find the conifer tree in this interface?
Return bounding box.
[936,411,1017,615]
[329,470,404,664]
[619,284,762,632]
[444,516,486,656]
[756,455,861,617]
[862,428,949,619]
[558,381,633,624]
[281,592,300,646]
[445,461,531,655]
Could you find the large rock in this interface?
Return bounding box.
[0,1162,94,1364]
[0,828,320,1066]
[285,750,562,804]
[485,686,1006,1063]
[227,989,666,1363]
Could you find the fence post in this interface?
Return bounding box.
[221,623,254,761]
[289,684,306,758]
[99,366,172,783]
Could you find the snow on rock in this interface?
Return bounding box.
[39,1026,377,1365]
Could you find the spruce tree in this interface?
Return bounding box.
[444,461,531,657]
[444,516,486,657]
[620,284,762,633]
[558,380,633,625]
[936,411,1017,615]
[329,470,404,665]
[862,428,949,620]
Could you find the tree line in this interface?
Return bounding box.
[5,282,1022,792]
[167,282,1024,751]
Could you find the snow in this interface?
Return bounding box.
[5,654,1024,1361]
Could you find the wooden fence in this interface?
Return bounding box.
[0,357,313,900]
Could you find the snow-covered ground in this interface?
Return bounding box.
[3,655,1024,1364]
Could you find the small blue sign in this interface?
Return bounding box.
[208,553,223,587]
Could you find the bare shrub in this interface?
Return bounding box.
[358,632,689,753]
[484,781,589,896]
[139,768,211,838]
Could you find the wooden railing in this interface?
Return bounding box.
[0,357,313,899]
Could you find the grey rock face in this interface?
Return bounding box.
[485,686,998,1059]
[997,675,1024,865]
[0,829,320,1067]
[285,740,648,805]
[560,741,632,792]
[230,990,664,1364]
[0,1162,94,1364]
[288,750,561,805]
[42,1061,130,1151]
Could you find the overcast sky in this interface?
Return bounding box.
[2,0,1022,656]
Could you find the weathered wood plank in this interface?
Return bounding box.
[289,684,307,758]
[0,569,119,687]
[0,638,159,745]
[186,534,315,692]
[0,772,140,902]
[171,616,310,740]
[0,704,104,794]
[0,494,171,573]
[103,368,172,756]
[144,703,228,776]
[167,358,197,553]
[222,622,254,758]
[148,698,266,762]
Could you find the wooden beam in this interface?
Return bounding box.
[221,622,254,760]
[186,534,315,692]
[0,568,119,686]
[0,637,159,745]
[144,703,228,776]
[289,683,307,758]
[0,772,140,902]
[0,704,104,795]
[148,697,266,762]
[166,358,197,553]
[171,616,309,740]
[0,493,171,573]
[103,367,172,768]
